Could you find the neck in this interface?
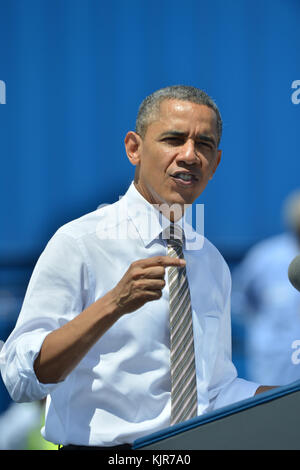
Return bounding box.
[133,181,187,223]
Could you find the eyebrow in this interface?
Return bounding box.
[159,130,217,147]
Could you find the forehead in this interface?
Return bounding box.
[149,99,218,136]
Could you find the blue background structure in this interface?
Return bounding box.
[1,0,300,261]
[0,0,300,418]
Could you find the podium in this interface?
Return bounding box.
[133,380,300,450]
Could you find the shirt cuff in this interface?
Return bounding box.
[212,377,260,411]
[3,330,60,402]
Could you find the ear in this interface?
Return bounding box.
[124,131,143,166]
[209,149,222,180]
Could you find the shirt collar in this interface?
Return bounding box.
[123,181,204,250]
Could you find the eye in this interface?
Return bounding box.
[196,141,213,150]
[163,137,183,146]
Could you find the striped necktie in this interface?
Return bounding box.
[166,224,198,425]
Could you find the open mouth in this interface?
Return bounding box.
[170,172,198,184]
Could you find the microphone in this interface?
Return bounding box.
[288,254,300,292]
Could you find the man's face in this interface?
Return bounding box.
[125,99,222,217]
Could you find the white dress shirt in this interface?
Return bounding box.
[0,182,259,446]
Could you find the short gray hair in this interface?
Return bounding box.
[135,85,222,145]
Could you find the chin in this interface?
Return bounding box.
[171,191,198,206]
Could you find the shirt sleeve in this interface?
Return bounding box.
[212,377,260,410]
[0,230,92,403]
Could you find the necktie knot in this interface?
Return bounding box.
[163,224,184,248]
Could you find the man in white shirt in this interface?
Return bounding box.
[0,85,274,449]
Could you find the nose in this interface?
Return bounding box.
[177,139,199,165]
